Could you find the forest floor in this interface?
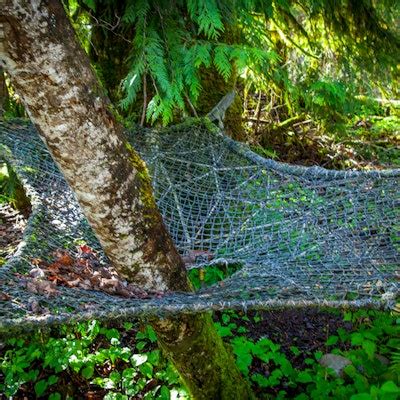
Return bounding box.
[0,303,397,399]
[245,115,399,169]
[0,114,399,399]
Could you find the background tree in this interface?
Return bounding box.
[0,1,251,398]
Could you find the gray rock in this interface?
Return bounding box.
[319,353,352,377]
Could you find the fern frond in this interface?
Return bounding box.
[146,27,171,96]
[214,45,232,81]
[122,0,149,25]
[187,0,224,39]
[390,350,400,372]
[119,60,146,110]
[146,94,174,125]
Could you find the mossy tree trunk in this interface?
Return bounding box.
[197,65,245,140]
[6,163,31,214]
[196,24,245,140]
[0,1,252,398]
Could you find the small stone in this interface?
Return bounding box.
[319,353,352,377]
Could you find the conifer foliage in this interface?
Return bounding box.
[71,0,399,124]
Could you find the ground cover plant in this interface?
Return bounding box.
[0,304,398,399]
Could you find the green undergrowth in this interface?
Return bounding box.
[0,266,399,398]
[0,307,398,399]
[219,309,400,399]
[187,262,243,290]
[253,111,399,169]
[329,115,400,168]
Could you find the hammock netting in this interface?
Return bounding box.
[0,119,399,332]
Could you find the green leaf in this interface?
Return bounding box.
[109,371,121,384]
[251,372,271,388]
[136,341,146,351]
[314,351,323,360]
[139,362,153,378]
[105,328,120,340]
[148,327,157,342]
[191,44,212,68]
[122,367,136,379]
[187,0,224,39]
[123,322,134,331]
[81,365,94,379]
[253,314,262,323]
[290,346,301,356]
[104,393,128,400]
[214,45,232,81]
[34,380,48,397]
[326,335,339,346]
[381,381,400,393]
[160,385,170,400]
[351,332,364,346]
[147,350,160,365]
[295,394,309,400]
[236,352,253,375]
[296,371,313,383]
[222,313,230,325]
[350,394,372,400]
[82,0,96,11]
[215,322,234,337]
[237,326,248,334]
[47,375,58,386]
[362,340,376,359]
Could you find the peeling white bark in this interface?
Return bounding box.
[0,0,189,292]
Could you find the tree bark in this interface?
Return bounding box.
[0,1,252,398]
[0,67,7,116]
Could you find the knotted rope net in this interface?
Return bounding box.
[0,119,399,332]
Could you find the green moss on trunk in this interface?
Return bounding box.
[152,313,254,400]
[125,142,157,211]
[4,164,31,214]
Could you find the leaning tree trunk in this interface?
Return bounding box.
[0,1,252,398]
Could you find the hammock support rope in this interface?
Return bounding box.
[0,119,399,332]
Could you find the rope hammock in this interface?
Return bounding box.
[0,119,399,332]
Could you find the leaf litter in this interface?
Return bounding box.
[20,245,163,299]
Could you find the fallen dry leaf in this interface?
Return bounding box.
[0,291,11,301]
[53,250,74,266]
[25,247,162,300]
[26,279,58,297]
